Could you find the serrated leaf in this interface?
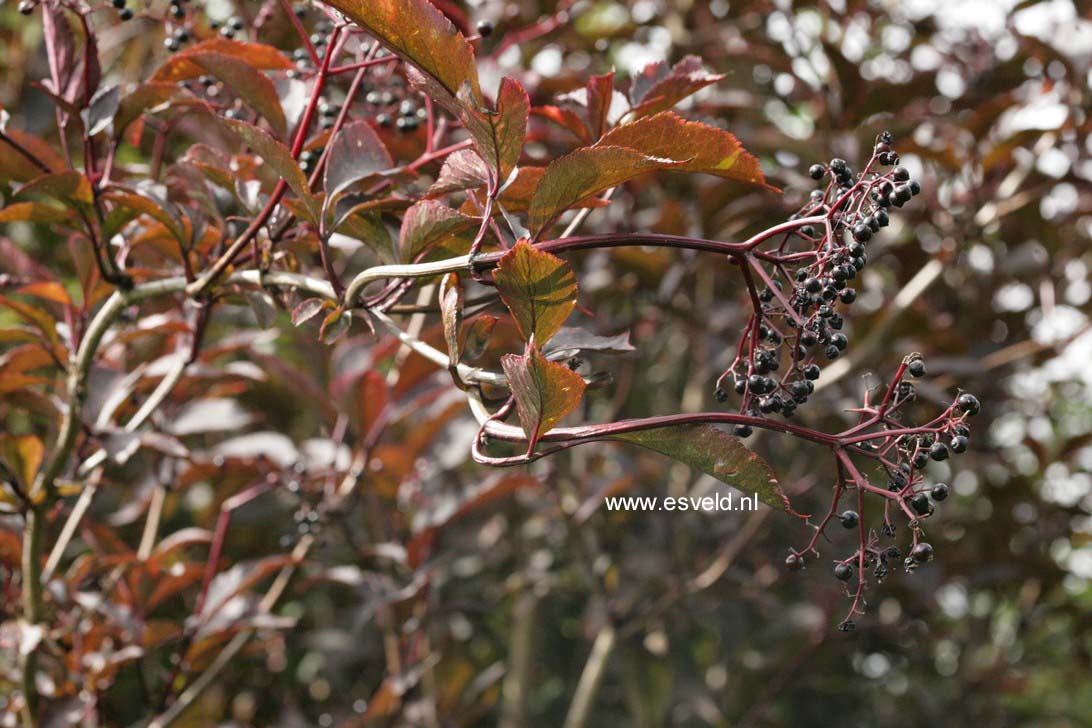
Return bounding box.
[608,425,792,511]
[322,0,481,110]
[527,146,685,235]
[629,56,724,119]
[190,52,288,139]
[532,105,592,144]
[597,112,777,190]
[501,346,586,450]
[399,200,479,261]
[324,121,393,200]
[460,76,528,180]
[151,39,294,82]
[219,117,319,224]
[493,239,577,345]
[426,149,490,197]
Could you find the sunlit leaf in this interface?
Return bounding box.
[597,111,777,190]
[527,146,684,235]
[0,202,69,225]
[608,425,794,512]
[0,434,44,489]
[628,55,724,119]
[493,239,578,345]
[439,273,463,381]
[151,39,294,82]
[500,345,586,449]
[322,0,481,109]
[459,76,528,180]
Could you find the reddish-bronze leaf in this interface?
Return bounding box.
[399,200,479,261]
[459,76,528,180]
[219,118,319,223]
[597,111,778,190]
[493,239,577,345]
[113,82,178,139]
[584,71,617,139]
[150,39,293,82]
[190,52,288,138]
[608,425,796,513]
[323,121,393,201]
[527,146,684,235]
[462,315,498,362]
[322,0,481,108]
[628,56,724,119]
[532,105,592,144]
[0,202,69,225]
[501,345,586,450]
[15,171,93,209]
[0,434,44,489]
[439,273,463,381]
[426,149,490,197]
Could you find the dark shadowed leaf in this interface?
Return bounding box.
[320,309,351,344]
[527,146,685,235]
[493,239,578,345]
[501,345,586,449]
[543,327,635,359]
[439,273,463,380]
[629,56,724,119]
[462,315,498,362]
[113,82,178,139]
[219,118,319,223]
[190,52,288,138]
[608,425,794,512]
[399,200,479,261]
[322,0,481,110]
[597,112,777,190]
[426,149,490,197]
[82,85,120,136]
[324,121,393,201]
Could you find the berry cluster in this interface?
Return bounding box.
[716,133,923,434]
[782,354,981,631]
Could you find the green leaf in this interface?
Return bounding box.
[323,121,393,201]
[493,239,578,345]
[501,346,586,450]
[322,0,481,109]
[459,76,529,180]
[333,209,398,265]
[399,200,479,261]
[597,111,777,190]
[191,52,288,139]
[608,425,793,512]
[219,117,319,224]
[527,146,684,235]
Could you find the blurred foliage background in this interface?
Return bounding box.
[1,0,1090,726]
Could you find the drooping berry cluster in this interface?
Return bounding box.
[781,354,981,631]
[716,133,924,433]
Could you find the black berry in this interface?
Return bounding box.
[839,510,859,529]
[808,163,825,180]
[908,358,926,377]
[834,563,853,581]
[911,542,934,563]
[929,441,949,461]
[785,553,804,571]
[957,393,980,416]
[476,19,494,37]
[931,483,949,501]
[950,435,968,453]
